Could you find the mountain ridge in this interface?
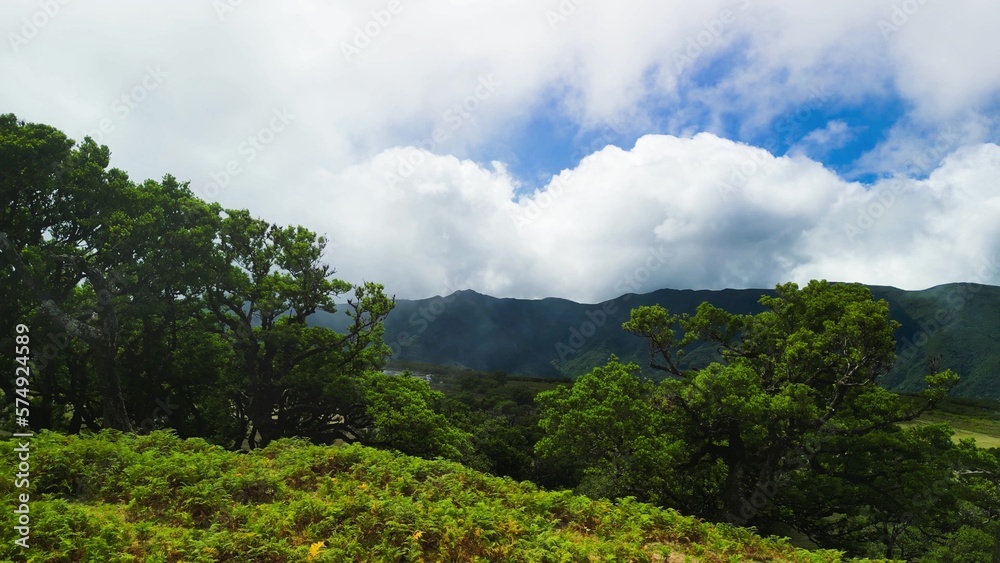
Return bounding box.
[314,282,1000,400]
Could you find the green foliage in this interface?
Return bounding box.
[776,423,969,558]
[396,363,565,483]
[532,281,981,558]
[206,207,395,448]
[0,114,399,452]
[361,371,471,461]
[323,284,1000,405]
[4,113,998,562]
[535,356,680,501]
[0,431,876,562]
[924,526,996,562]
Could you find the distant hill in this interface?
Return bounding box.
[314,284,1000,401]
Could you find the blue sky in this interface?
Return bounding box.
[491,90,913,193]
[468,46,934,193]
[2,0,999,301]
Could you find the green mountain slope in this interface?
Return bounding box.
[315,283,1000,400]
[0,431,883,562]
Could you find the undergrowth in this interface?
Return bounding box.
[0,431,889,562]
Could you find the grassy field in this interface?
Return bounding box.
[384,360,569,398]
[902,395,1000,449]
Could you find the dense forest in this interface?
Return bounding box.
[3,114,1000,561]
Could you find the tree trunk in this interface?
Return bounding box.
[93,346,134,431]
[67,353,87,434]
[721,425,751,522]
[37,301,134,432]
[0,236,134,432]
[722,461,748,521]
[36,357,58,429]
[240,329,277,448]
[247,397,273,448]
[992,521,1000,563]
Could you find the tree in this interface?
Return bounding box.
[1,116,144,431]
[360,371,471,461]
[778,423,965,558]
[535,356,679,502]
[1,115,242,436]
[621,280,958,522]
[0,114,395,446]
[921,443,1000,562]
[205,209,394,448]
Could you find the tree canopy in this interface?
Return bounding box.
[537,280,969,559]
[0,113,463,456]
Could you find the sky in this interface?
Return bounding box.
[3,0,999,303]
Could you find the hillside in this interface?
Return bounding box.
[315,283,1000,400]
[0,432,883,562]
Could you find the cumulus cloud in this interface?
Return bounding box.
[292,134,1000,302]
[2,0,999,300]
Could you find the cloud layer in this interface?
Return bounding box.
[2,0,998,300]
[305,135,1000,302]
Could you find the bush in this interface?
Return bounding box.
[0,431,878,562]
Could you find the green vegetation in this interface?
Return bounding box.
[4,114,1000,561]
[902,395,1000,449]
[323,286,1000,402]
[0,431,878,562]
[0,113,448,453]
[534,282,1000,560]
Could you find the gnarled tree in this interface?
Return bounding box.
[622,280,959,523]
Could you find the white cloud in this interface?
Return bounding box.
[790,120,856,158]
[2,0,999,300]
[292,134,1000,302]
[885,0,1000,122]
[850,115,996,178]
